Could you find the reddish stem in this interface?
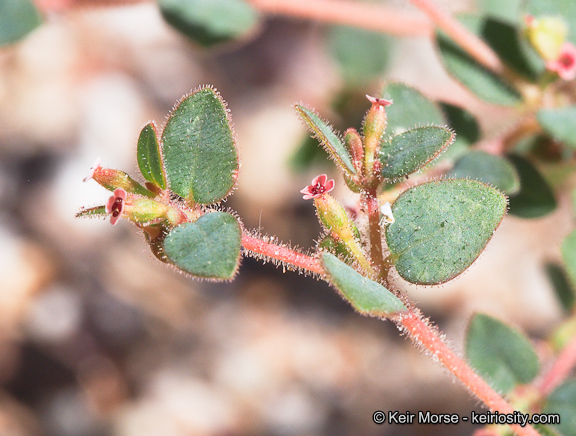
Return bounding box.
[397,311,541,436]
[241,232,324,275]
[247,0,433,37]
[362,188,385,277]
[537,333,576,397]
[409,0,503,73]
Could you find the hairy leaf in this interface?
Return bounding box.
[321,253,406,317]
[162,87,239,204]
[386,179,507,285]
[164,212,242,280]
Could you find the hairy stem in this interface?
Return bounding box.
[537,333,576,396]
[247,0,433,37]
[242,230,534,431]
[409,0,503,73]
[396,310,541,436]
[363,188,385,277]
[241,232,324,275]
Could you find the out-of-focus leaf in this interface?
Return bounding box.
[478,0,523,23]
[386,179,507,285]
[537,105,576,150]
[482,17,545,81]
[158,0,260,48]
[439,102,480,161]
[447,151,520,195]
[0,0,42,46]
[526,0,576,45]
[542,379,576,436]
[327,25,392,86]
[436,14,523,106]
[507,154,557,218]
[546,263,576,313]
[466,314,540,393]
[380,82,445,135]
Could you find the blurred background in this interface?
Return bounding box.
[0,0,571,435]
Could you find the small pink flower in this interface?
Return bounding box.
[546,42,576,80]
[106,188,127,225]
[366,95,393,107]
[300,174,335,200]
[83,157,101,182]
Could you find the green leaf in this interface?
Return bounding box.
[164,212,242,280]
[481,17,544,81]
[561,230,576,296]
[466,313,540,393]
[385,179,506,285]
[507,154,557,218]
[321,252,407,317]
[526,0,576,46]
[380,82,445,135]
[158,0,260,48]
[327,25,392,86]
[75,206,107,219]
[440,103,480,146]
[294,105,356,175]
[447,151,520,195]
[546,263,576,313]
[436,14,523,106]
[137,123,167,190]
[0,0,42,46]
[162,87,239,204]
[537,106,576,150]
[439,103,480,162]
[478,0,523,23]
[543,379,576,436]
[379,126,455,179]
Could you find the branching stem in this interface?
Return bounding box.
[362,187,385,278]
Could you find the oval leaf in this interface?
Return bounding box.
[436,14,523,106]
[542,380,576,436]
[164,212,242,280]
[327,25,392,86]
[481,17,544,81]
[158,0,260,48]
[321,253,406,317]
[546,263,576,313]
[380,82,445,135]
[379,126,455,179]
[138,122,167,190]
[294,105,356,175]
[0,0,42,46]
[385,179,507,285]
[447,151,520,195]
[439,103,480,161]
[162,87,239,204]
[507,154,556,218]
[466,313,540,393]
[537,105,576,150]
